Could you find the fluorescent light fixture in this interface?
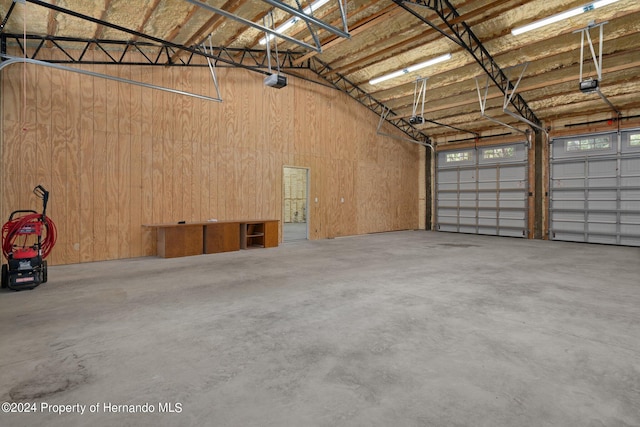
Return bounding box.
[511,0,620,36]
[260,0,331,45]
[592,0,621,8]
[368,53,452,85]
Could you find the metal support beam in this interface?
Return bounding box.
[261,0,351,40]
[395,0,541,129]
[391,0,463,48]
[182,0,321,52]
[0,54,223,102]
[337,0,349,34]
[201,36,222,101]
[594,89,620,116]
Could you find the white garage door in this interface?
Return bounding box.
[436,143,529,237]
[549,129,640,246]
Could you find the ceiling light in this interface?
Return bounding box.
[260,0,331,45]
[368,53,452,85]
[511,0,620,36]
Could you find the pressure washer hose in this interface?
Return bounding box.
[1,213,57,260]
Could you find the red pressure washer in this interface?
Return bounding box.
[1,185,57,291]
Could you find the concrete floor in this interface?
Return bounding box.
[1,230,639,427]
[283,222,308,242]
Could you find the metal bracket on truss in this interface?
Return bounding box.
[200,35,222,101]
[475,73,527,135]
[337,0,349,35]
[475,63,542,146]
[377,106,434,150]
[263,12,280,76]
[409,77,428,125]
[262,12,289,88]
[183,0,350,53]
[261,0,350,40]
[501,62,546,134]
[183,0,321,52]
[574,21,620,116]
[260,0,322,52]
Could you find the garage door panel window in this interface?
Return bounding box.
[565,136,612,152]
[445,151,474,163]
[625,132,640,150]
[482,146,515,160]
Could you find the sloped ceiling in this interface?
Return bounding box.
[1,0,639,145]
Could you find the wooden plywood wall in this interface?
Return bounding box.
[0,49,421,265]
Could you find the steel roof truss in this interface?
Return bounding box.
[0,1,17,34]
[397,0,541,129]
[0,34,309,74]
[310,57,430,143]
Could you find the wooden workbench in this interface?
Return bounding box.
[144,220,279,258]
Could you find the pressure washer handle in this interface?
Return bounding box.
[8,210,38,221]
[33,185,49,217]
